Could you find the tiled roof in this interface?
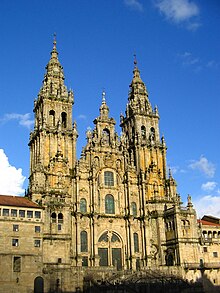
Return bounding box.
[197,219,220,227]
[0,195,40,208]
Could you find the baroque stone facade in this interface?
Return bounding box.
[0,40,220,292]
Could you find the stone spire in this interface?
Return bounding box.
[38,36,73,103]
[99,90,109,120]
[127,56,152,117]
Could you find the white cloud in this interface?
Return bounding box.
[206,60,219,69]
[1,113,34,129]
[179,52,219,72]
[124,0,143,11]
[201,181,217,192]
[194,195,220,218]
[0,149,25,196]
[155,0,199,22]
[178,51,202,71]
[187,21,201,31]
[154,0,200,30]
[189,156,215,178]
[77,114,87,120]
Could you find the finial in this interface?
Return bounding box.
[134,53,137,67]
[102,89,106,103]
[168,168,172,178]
[53,32,57,50]
[187,194,193,208]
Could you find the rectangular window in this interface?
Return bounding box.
[82,256,88,267]
[12,239,19,247]
[27,211,33,218]
[35,226,41,233]
[213,252,218,257]
[98,248,108,266]
[58,258,62,264]
[34,240,41,247]
[11,209,17,217]
[104,171,114,186]
[19,210,25,218]
[203,247,208,253]
[3,209,9,216]
[35,211,41,219]
[13,256,21,272]
[13,224,19,232]
[58,224,62,231]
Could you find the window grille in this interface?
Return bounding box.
[104,171,114,186]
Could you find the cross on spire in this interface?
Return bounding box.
[134,53,137,67]
[53,33,57,49]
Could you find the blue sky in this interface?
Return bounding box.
[0,0,219,217]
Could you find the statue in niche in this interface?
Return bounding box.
[101,129,110,146]
[57,172,63,188]
[93,157,99,168]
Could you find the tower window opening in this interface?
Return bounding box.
[58,213,63,224]
[51,212,56,223]
[105,194,115,214]
[141,125,146,140]
[150,127,155,141]
[61,112,67,128]
[132,127,135,141]
[104,171,114,186]
[49,110,55,126]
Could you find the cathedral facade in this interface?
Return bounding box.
[0,41,220,292]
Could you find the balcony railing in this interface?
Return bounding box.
[184,262,220,270]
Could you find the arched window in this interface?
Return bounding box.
[80,231,88,252]
[49,110,55,126]
[134,233,139,252]
[51,212,56,223]
[111,233,120,242]
[58,213,63,224]
[132,127,135,141]
[141,125,146,139]
[104,171,114,186]
[61,112,67,128]
[166,253,174,266]
[105,194,115,214]
[80,198,87,213]
[98,232,108,242]
[131,202,137,216]
[34,276,44,293]
[150,127,155,141]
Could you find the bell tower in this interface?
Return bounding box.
[120,59,176,201]
[28,38,78,204]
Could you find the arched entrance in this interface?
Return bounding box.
[98,231,123,270]
[34,276,44,293]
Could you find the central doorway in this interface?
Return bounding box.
[98,231,123,270]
